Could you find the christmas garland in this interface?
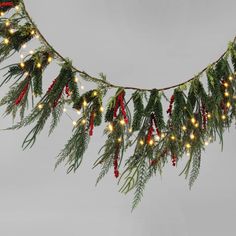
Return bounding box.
[1,0,236,210]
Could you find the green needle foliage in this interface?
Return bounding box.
[0,2,236,210]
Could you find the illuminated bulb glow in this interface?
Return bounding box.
[83,100,87,107]
[194,123,199,128]
[229,76,233,81]
[108,124,113,132]
[73,121,77,126]
[22,44,27,49]
[38,104,43,109]
[36,62,41,68]
[93,91,98,96]
[224,91,229,97]
[226,102,231,108]
[207,113,211,119]
[81,119,86,125]
[224,82,229,88]
[99,106,104,113]
[4,38,9,44]
[29,50,34,55]
[128,128,132,133]
[191,117,196,124]
[5,21,10,27]
[117,137,122,143]
[81,85,85,90]
[186,143,191,149]
[205,141,209,146]
[63,108,67,112]
[74,77,79,82]
[120,119,125,125]
[170,135,176,141]
[15,6,20,11]
[31,30,35,35]
[182,125,187,131]
[139,140,144,145]
[0,12,5,17]
[221,114,226,120]
[48,56,52,63]
[190,133,195,140]
[20,62,25,68]
[20,54,24,59]
[9,29,14,34]
[77,110,81,115]
[149,139,154,146]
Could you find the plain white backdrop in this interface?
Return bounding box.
[0,1,236,235]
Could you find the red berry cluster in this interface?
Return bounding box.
[113,91,128,124]
[0,1,14,8]
[147,113,161,143]
[167,95,175,116]
[171,154,177,167]
[65,83,70,97]
[114,145,120,178]
[89,112,95,136]
[201,105,207,130]
[15,82,29,105]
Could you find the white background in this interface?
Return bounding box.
[0,0,236,235]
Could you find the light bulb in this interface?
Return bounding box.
[38,104,43,109]
[139,140,144,145]
[108,123,113,132]
[72,121,77,126]
[182,125,187,131]
[4,38,9,44]
[48,56,52,63]
[191,117,196,124]
[99,106,104,113]
[186,143,191,149]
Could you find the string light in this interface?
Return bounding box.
[139,140,144,146]
[207,113,212,119]
[38,104,43,109]
[48,56,52,63]
[22,44,27,49]
[4,38,9,44]
[20,62,25,68]
[186,143,191,149]
[20,54,24,59]
[93,91,98,96]
[108,123,113,132]
[190,133,195,140]
[81,85,85,90]
[224,91,229,97]
[24,72,29,76]
[182,125,187,131]
[5,20,10,27]
[72,121,77,126]
[99,106,104,113]
[74,77,79,83]
[83,100,87,107]
[15,5,20,11]
[223,82,229,88]
[186,152,190,156]
[120,119,125,126]
[31,30,36,35]
[149,139,154,146]
[63,108,67,112]
[205,141,209,146]
[117,137,122,143]
[170,135,176,141]
[0,12,4,17]
[76,110,81,115]
[9,29,14,34]
[226,102,231,108]
[221,114,226,120]
[229,75,233,81]
[194,123,199,128]
[161,133,166,139]
[128,128,132,133]
[35,34,40,39]
[81,119,86,125]
[36,62,42,68]
[191,117,196,124]
[154,135,160,141]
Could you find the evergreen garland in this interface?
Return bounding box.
[0,0,236,209]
